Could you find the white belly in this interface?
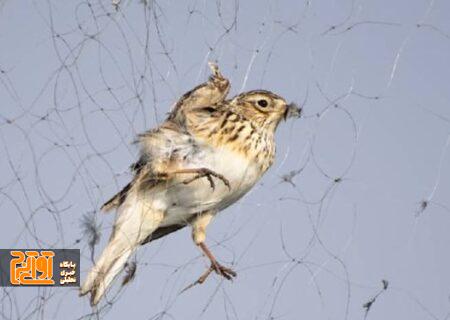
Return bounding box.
[157,144,260,226]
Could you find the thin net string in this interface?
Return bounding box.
[0,0,449,319]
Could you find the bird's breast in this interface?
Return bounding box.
[156,117,276,226]
[158,140,261,225]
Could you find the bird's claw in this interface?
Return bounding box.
[182,168,231,191]
[210,261,237,280]
[180,261,236,293]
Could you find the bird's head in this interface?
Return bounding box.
[231,90,301,131]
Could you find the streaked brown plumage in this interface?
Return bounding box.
[80,62,301,306]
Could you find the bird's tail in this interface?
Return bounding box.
[79,233,136,306]
[80,190,163,306]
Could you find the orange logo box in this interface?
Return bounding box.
[0,249,79,287]
[10,251,55,285]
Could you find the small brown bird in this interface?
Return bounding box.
[79,63,301,306]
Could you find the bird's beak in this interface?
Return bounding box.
[284,102,302,120]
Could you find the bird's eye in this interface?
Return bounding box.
[257,99,268,108]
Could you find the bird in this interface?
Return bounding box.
[79,62,301,306]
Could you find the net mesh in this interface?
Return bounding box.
[1,0,449,319]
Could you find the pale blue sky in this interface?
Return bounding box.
[1,0,450,319]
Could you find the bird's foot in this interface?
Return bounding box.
[195,261,236,284]
[180,261,236,293]
[210,260,237,280]
[182,168,231,191]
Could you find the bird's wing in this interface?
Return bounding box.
[167,62,230,125]
[102,63,229,212]
[101,124,192,212]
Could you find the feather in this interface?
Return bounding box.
[80,189,164,305]
[100,182,132,212]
